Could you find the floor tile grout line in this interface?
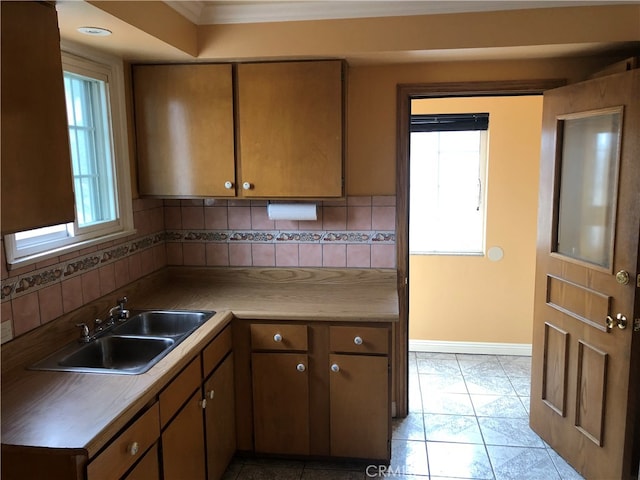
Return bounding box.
[416,358,431,478]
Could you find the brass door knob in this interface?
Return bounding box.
[606,313,627,331]
[616,270,630,285]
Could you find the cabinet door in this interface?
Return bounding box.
[237,61,344,198]
[251,352,310,455]
[162,390,206,480]
[204,354,236,480]
[133,64,236,197]
[1,1,75,235]
[329,354,390,460]
[124,444,159,480]
[159,356,202,427]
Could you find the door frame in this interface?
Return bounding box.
[394,79,565,417]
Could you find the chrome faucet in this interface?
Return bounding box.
[74,297,130,343]
[108,296,130,324]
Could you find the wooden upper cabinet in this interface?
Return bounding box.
[237,61,344,198]
[1,1,75,235]
[133,64,236,197]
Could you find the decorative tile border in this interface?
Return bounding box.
[1,232,165,301]
[165,230,396,244]
[1,228,395,300]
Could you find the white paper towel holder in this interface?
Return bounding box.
[267,203,317,221]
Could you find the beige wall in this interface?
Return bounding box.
[346,56,614,196]
[408,96,543,344]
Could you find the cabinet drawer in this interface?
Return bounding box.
[251,323,307,351]
[87,403,160,480]
[329,326,389,354]
[159,356,202,427]
[203,325,232,378]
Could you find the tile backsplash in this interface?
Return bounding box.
[1,196,396,343]
[164,196,396,269]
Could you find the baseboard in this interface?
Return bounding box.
[409,339,532,356]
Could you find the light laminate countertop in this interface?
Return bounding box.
[1,267,398,457]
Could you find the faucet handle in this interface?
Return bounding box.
[75,323,91,343]
[118,296,128,308]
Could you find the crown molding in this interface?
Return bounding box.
[166,1,638,25]
[164,0,206,24]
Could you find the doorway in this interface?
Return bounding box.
[394,80,564,418]
[407,95,542,352]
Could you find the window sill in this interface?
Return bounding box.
[6,229,138,270]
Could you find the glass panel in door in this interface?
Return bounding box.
[555,108,622,269]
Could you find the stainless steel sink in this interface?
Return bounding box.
[58,336,175,374]
[31,309,215,375]
[112,310,211,338]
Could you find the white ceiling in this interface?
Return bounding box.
[165,0,639,24]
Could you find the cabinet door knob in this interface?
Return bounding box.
[331,364,340,373]
[224,181,233,189]
[354,336,363,345]
[200,398,207,409]
[242,181,252,190]
[296,363,306,372]
[208,389,215,400]
[273,333,283,342]
[127,441,139,456]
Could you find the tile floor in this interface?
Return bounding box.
[222,352,585,479]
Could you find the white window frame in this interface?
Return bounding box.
[5,42,134,266]
[409,127,489,255]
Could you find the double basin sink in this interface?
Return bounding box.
[31,310,215,375]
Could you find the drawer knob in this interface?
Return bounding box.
[224,181,233,189]
[354,336,363,345]
[127,442,139,456]
[273,333,283,342]
[331,364,340,373]
[200,398,207,409]
[208,389,215,400]
[242,181,252,190]
[296,363,306,372]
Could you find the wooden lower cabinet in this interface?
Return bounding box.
[124,444,160,480]
[161,326,235,480]
[238,320,391,461]
[162,389,207,480]
[251,352,310,455]
[329,354,390,460]
[204,353,236,480]
[3,318,391,479]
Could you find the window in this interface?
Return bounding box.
[5,47,133,264]
[409,113,488,254]
[66,70,117,229]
